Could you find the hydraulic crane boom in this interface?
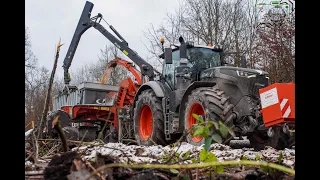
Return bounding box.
[62,1,154,86]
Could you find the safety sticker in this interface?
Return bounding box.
[260,87,279,109]
[280,98,291,118]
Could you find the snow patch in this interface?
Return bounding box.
[69,141,294,168]
[243,151,261,160]
[212,149,243,161]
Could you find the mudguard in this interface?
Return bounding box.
[135,81,166,98]
[132,81,169,116]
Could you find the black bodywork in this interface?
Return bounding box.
[200,67,269,135]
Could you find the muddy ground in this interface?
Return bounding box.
[25,140,295,180]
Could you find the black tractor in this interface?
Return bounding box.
[133,37,293,150]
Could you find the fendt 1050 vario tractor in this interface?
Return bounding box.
[49,1,294,150]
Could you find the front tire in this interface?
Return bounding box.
[184,86,235,146]
[133,89,166,146]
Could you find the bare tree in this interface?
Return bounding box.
[243,0,260,69]
[143,0,191,71]
[143,0,294,83]
[25,66,50,130]
[25,27,37,70]
[143,0,237,63]
[25,27,54,131]
[256,22,295,83]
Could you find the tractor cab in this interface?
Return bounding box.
[159,42,224,90]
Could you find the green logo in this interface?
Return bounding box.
[256,0,294,26]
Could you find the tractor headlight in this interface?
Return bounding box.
[236,70,257,78]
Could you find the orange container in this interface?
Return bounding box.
[259,82,295,127]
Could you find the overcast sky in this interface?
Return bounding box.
[25,0,180,78]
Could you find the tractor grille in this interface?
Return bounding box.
[238,75,268,97]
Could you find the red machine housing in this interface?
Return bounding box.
[58,57,142,132]
[259,82,295,127]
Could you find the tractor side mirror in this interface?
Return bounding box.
[164,48,172,64]
[241,56,247,68]
[220,53,228,66]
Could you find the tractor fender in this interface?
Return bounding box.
[135,81,166,98]
[132,81,169,115]
[178,81,216,129]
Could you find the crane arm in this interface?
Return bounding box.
[62,1,154,85]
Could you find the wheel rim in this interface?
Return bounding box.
[188,102,205,142]
[138,104,153,141]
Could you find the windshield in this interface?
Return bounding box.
[186,47,220,81]
[187,47,221,68]
[162,47,221,89]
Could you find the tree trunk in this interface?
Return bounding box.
[37,40,64,138]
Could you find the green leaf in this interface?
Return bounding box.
[278,152,283,164]
[261,166,275,175]
[218,121,236,137]
[183,175,190,180]
[193,126,205,137]
[192,113,199,121]
[204,138,212,151]
[269,168,274,176]
[211,133,222,144]
[192,113,204,123]
[199,149,208,161]
[261,166,269,174]
[227,127,236,138]
[90,158,96,162]
[204,152,218,162]
[175,152,180,157]
[212,121,219,130]
[170,169,179,174]
[203,128,210,139]
[198,115,204,123]
[241,156,248,160]
[206,121,214,129]
[255,154,260,161]
[184,150,191,159]
[215,165,224,173]
[190,124,199,135]
[191,158,198,163]
[219,122,229,138]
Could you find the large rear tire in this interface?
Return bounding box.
[133,89,166,146]
[184,86,235,146]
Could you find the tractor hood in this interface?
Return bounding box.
[200,66,269,97]
[200,66,269,80]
